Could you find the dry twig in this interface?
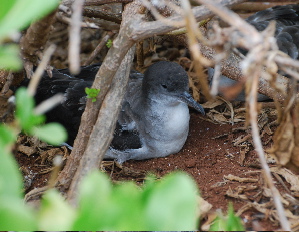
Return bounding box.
[69,0,84,74]
[83,31,116,65]
[27,44,57,96]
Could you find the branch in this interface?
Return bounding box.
[55,0,138,194]
[68,0,84,74]
[83,31,116,65]
[68,46,135,204]
[130,0,246,41]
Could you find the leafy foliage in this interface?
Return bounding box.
[85,87,101,102]
[72,171,198,230]
[210,202,245,231]
[0,0,60,70]
[0,45,22,70]
[0,0,59,41]
[106,39,113,48]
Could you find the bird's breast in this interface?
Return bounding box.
[165,103,190,136]
[147,102,190,141]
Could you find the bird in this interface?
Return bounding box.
[33,61,205,163]
[245,4,299,59]
[208,4,299,101]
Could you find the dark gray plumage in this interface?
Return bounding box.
[33,61,204,163]
[105,61,204,163]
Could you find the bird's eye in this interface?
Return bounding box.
[161,84,167,89]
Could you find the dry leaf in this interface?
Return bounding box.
[224,174,258,183]
[269,112,294,165]
[18,145,37,156]
[226,186,248,200]
[201,212,217,231]
[270,167,299,192]
[198,195,213,219]
[202,97,226,109]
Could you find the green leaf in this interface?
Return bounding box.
[226,202,245,231]
[38,189,76,230]
[210,202,244,231]
[15,87,45,132]
[0,0,17,22]
[32,123,67,145]
[106,39,113,48]
[15,87,35,121]
[0,197,37,230]
[0,0,60,40]
[73,171,198,230]
[85,87,100,102]
[72,171,113,230]
[144,172,198,230]
[110,182,144,230]
[0,150,23,199]
[0,124,16,148]
[0,44,22,70]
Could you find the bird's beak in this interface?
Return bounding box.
[179,91,205,115]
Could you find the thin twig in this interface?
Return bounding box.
[248,66,290,231]
[83,7,122,24]
[48,155,64,189]
[59,4,71,15]
[1,72,13,95]
[140,0,185,27]
[181,0,212,100]
[62,0,133,6]
[34,94,64,115]
[83,31,116,65]
[136,40,144,70]
[83,0,133,5]
[69,0,84,74]
[197,0,261,44]
[27,44,56,96]
[56,12,99,28]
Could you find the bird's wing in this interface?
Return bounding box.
[276,25,299,59]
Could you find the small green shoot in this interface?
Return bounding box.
[106,39,113,48]
[210,202,245,231]
[85,87,100,102]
